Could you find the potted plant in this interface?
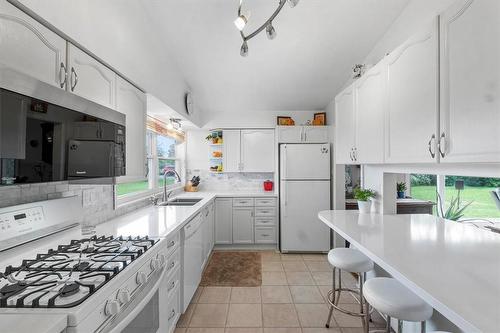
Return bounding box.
[396,182,407,199]
[354,187,376,213]
[437,192,472,221]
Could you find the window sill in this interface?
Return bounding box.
[114,183,184,209]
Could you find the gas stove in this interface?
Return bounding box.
[0,235,156,309]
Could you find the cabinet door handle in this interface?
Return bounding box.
[349,149,354,162]
[167,240,175,248]
[354,148,358,162]
[59,62,67,88]
[168,309,176,320]
[70,67,78,91]
[438,132,446,158]
[428,134,436,158]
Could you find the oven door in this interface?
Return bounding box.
[98,267,168,333]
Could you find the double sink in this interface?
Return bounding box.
[158,198,203,207]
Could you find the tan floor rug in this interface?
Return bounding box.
[200,251,262,287]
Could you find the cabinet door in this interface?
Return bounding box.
[222,130,240,172]
[68,43,116,109]
[241,129,275,172]
[303,127,329,143]
[0,90,27,159]
[335,86,356,164]
[215,198,233,244]
[277,126,303,143]
[354,62,386,164]
[385,19,439,163]
[439,0,500,163]
[0,1,67,89]
[116,76,147,180]
[232,207,254,244]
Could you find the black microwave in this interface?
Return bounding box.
[0,88,126,185]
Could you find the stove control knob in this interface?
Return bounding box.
[105,300,120,316]
[136,271,147,285]
[157,254,166,266]
[150,258,160,270]
[117,289,131,305]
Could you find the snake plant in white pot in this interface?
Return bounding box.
[354,187,376,213]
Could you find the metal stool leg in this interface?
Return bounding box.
[325,267,336,328]
[397,319,403,333]
[421,321,426,333]
[386,316,391,333]
[364,293,370,333]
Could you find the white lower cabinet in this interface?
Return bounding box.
[214,196,277,246]
[232,207,254,244]
[215,198,233,244]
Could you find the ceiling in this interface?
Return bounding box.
[142,0,410,117]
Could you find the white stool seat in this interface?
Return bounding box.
[328,248,374,273]
[364,277,433,322]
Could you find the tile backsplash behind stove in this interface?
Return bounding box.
[0,181,149,226]
[186,170,274,192]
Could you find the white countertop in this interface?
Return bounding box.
[318,210,500,333]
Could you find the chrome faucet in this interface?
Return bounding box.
[163,169,181,202]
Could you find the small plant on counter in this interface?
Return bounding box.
[354,187,376,213]
[353,187,376,201]
[397,182,407,199]
[437,192,472,221]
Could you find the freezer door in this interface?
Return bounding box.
[280,144,330,180]
[280,180,331,252]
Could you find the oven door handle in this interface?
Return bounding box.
[101,267,167,333]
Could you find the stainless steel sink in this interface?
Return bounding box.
[158,198,202,206]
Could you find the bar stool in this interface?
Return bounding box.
[363,277,433,333]
[325,248,374,331]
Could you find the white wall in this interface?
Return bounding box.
[201,110,322,129]
[14,0,202,126]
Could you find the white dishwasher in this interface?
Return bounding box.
[181,212,203,312]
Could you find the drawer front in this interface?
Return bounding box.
[167,285,181,330]
[255,198,276,207]
[233,198,255,207]
[255,207,276,217]
[165,267,181,301]
[255,227,276,244]
[255,216,276,226]
[165,232,180,257]
[165,248,181,278]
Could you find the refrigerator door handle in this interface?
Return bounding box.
[282,145,287,179]
[282,182,288,217]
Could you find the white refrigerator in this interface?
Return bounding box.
[279,144,331,252]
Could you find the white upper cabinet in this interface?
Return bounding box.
[0,1,67,89]
[385,19,439,163]
[303,126,329,143]
[277,126,303,143]
[116,76,146,181]
[67,43,116,109]
[439,0,500,163]
[277,126,329,143]
[240,129,274,172]
[335,86,356,164]
[354,61,386,164]
[223,130,241,172]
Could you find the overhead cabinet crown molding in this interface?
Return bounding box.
[334,0,500,165]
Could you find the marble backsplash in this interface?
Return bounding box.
[0,181,150,226]
[186,170,274,192]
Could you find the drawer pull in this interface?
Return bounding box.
[168,281,176,291]
[261,234,270,237]
[167,240,175,248]
[260,210,269,213]
[168,309,176,320]
[167,261,175,270]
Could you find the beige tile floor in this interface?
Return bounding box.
[175,251,386,333]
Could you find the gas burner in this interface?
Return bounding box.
[0,235,156,308]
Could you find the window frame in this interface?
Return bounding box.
[115,130,185,207]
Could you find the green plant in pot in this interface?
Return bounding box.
[396,182,407,199]
[436,191,472,221]
[354,187,376,213]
